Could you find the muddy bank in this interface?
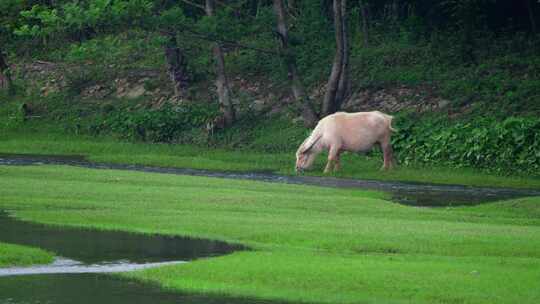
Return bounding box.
[2,153,539,206]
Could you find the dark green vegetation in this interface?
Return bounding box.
[0,242,54,267]
[1,0,540,176]
[394,115,540,174]
[1,165,540,303]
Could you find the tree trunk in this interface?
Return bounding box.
[461,8,476,65]
[335,0,350,108]
[322,0,349,116]
[249,0,259,16]
[273,0,318,127]
[359,0,369,46]
[163,32,189,99]
[526,0,537,35]
[0,50,14,95]
[206,0,235,126]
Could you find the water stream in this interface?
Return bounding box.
[1,153,539,206]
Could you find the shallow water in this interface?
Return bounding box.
[0,273,280,304]
[0,211,252,303]
[1,153,539,206]
[0,210,242,265]
[0,257,184,277]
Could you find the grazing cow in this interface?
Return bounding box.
[295,111,396,173]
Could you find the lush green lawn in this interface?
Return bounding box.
[1,130,540,189]
[1,165,539,303]
[0,242,54,267]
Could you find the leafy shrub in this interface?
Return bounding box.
[57,32,164,68]
[91,102,219,143]
[393,115,540,175]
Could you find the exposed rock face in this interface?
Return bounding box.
[16,60,454,118]
[250,99,267,113]
[81,84,110,99]
[342,86,451,113]
[116,80,146,99]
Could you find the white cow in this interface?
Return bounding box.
[295,111,396,173]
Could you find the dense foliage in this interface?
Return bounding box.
[90,102,219,143]
[1,0,540,175]
[393,115,540,174]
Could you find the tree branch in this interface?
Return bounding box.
[179,0,205,11]
[160,27,279,55]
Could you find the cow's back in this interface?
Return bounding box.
[322,112,389,152]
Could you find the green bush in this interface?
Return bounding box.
[91,102,219,143]
[393,115,540,175]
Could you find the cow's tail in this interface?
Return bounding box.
[380,113,396,132]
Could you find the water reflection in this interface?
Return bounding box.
[0,211,243,264]
[0,274,281,304]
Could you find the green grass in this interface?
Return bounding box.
[1,129,540,189]
[0,242,54,267]
[1,165,540,303]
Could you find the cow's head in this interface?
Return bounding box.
[295,134,321,173]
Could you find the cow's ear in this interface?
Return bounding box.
[300,133,322,153]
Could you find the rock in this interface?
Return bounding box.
[292,116,304,125]
[251,99,266,113]
[437,98,451,109]
[115,79,146,99]
[125,84,146,99]
[40,82,60,97]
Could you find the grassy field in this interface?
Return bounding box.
[1,164,539,303]
[1,130,540,189]
[0,242,54,267]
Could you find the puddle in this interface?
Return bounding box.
[0,211,254,303]
[0,210,243,265]
[0,273,281,304]
[1,153,539,206]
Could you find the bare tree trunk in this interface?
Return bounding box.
[206,0,235,126]
[526,0,537,35]
[359,0,369,46]
[163,32,189,99]
[212,44,235,125]
[273,0,318,127]
[0,49,14,95]
[249,0,259,16]
[322,0,348,116]
[462,8,476,65]
[335,0,350,108]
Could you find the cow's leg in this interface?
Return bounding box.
[324,146,340,173]
[380,138,394,170]
[333,151,342,172]
[324,159,334,174]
